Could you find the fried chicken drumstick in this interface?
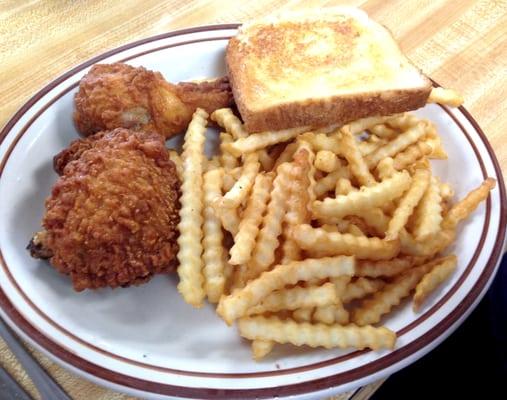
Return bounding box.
[28,128,180,291]
[74,63,233,139]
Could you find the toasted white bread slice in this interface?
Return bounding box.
[226,7,432,133]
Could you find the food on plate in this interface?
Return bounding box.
[26,5,495,362]
[28,128,180,291]
[74,63,233,139]
[226,8,432,132]
[176,104,495,359]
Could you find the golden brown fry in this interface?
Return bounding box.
[412,177,443,241]
[352,261,434,325]
[216,256,355,325]
[295,141,317,210]
[398,177,493,257]
[339,126,376,186]
[281,151,311,264]
[313,276,350,324]
[314,164,352,198]
[229,173,273,265]
[212,197,240,236]
[335,178,355,196]
[365,122,427,169]
[386,168,431,240]
[177,108,208,307]
[247,283,337,315]
[356,257,415,278]
[427,87,464,107]
[299,131,341,154]
[386,113,420,130]
[203,168,226,303]
[243,163,292,281]
[221,152,260,208]
[238,316,396,350]
[312,171,411,220]
[413,255,457,310]
[219,132,239,171]
[442,178,496,231]
[348,116,398,135]
[342,277,386,303]
[399,228,454,257]
[293,225,400,260]
[225,126,311,156]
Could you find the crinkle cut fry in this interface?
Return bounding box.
[224,126,311,157]
[312,171,411,220]
[427,87,464,107]
[212,197,240,236]
[293,224,400,260]
[177,108,208,307]
[238,316,396,351]
[392,141,432,171]
[356,257,416,278]
[313,276,351,325]
[294,140,317,211]
[365,122,427,169]
[203,168,227,303]
[339,125,376,186]
[442,178,496,231]
[220,151,260,208]
[229,173,273,265]
[216,256,355,325]
[352,259,443,325]
[219,132,239,171]
[386,168,431,240]
[314,165,352,198]
[242,163,292,282]
[400,178,496,257]
[281,150,311,264]
[412,176,443,241]
[246,282,337,315]
[413,255,457,310]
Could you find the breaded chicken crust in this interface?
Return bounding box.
[33,128,180,291]
[74,63,233,138]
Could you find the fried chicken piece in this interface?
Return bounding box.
[29,128,180,291]
[74,63,233,139]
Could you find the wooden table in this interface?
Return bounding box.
[0,1,506,399]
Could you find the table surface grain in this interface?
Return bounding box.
[0,0,506,399]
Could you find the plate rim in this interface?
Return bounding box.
[0,24,506,399]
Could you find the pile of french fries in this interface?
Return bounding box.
[173,88,495,360]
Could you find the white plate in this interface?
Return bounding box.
[0,25,505,400]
